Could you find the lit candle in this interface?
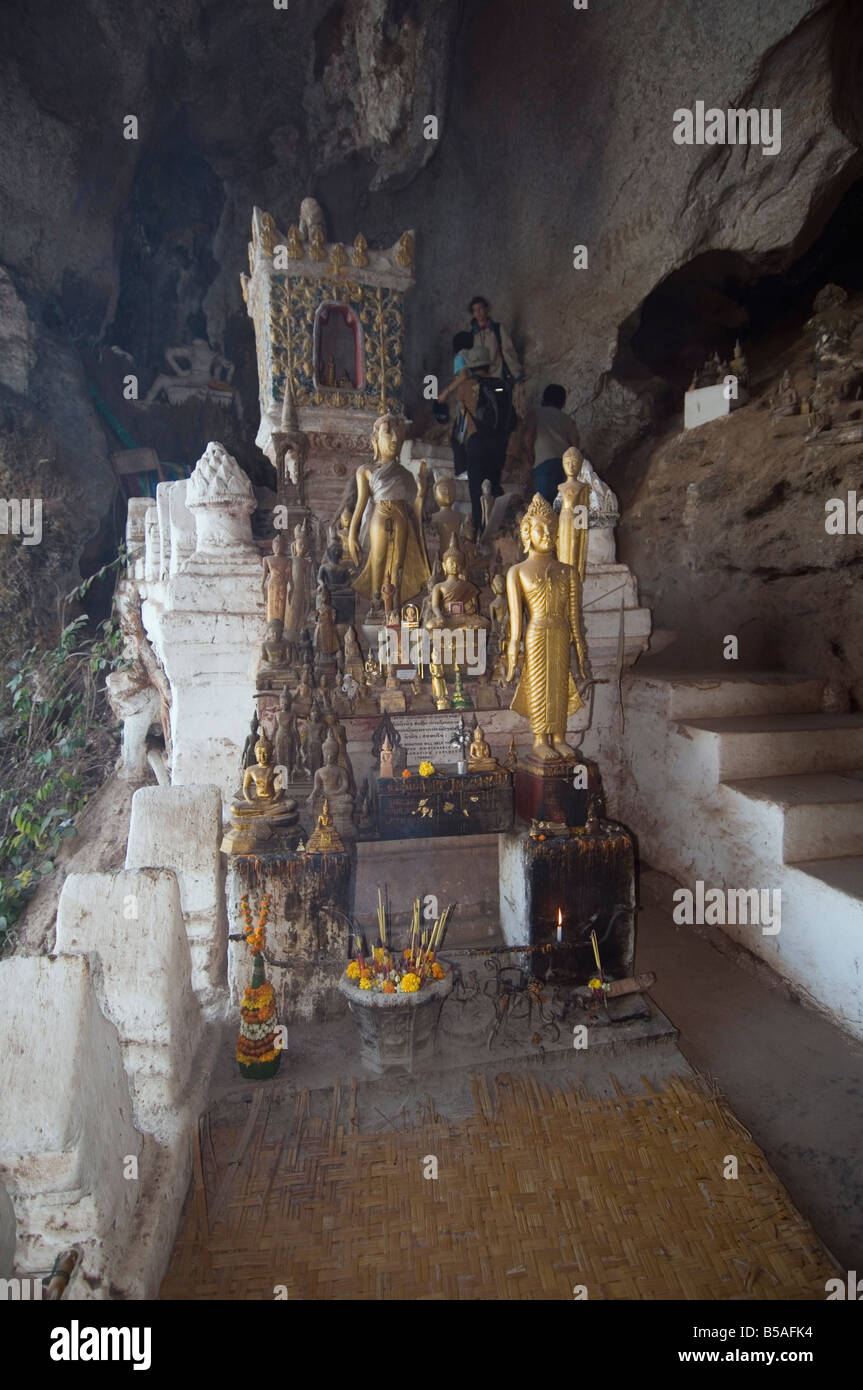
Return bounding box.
[557,908,563,944]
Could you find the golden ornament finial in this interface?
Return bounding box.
[309,225,326,261]
[352,233,369,267]
[286,225,303,259]
[396,231,414,268]
[330,243,348,277]
[259,212,277,257]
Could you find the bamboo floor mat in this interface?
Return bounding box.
[160,1072,835,1300]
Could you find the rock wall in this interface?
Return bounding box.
[1,0,861,671]
[617,295,863,702]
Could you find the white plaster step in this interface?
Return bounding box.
[678,712,863,780]
[721,772,863,863]
[628,669,825,720]
[792,854,863,907]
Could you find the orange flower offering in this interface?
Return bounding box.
[237,894,281,1079]
[342,899,455,994]
[241,892,271,954]
[401,768,412,779]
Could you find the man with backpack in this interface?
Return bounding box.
[469,295,526,477]
[454,345,514,533]
[468,296,523,385]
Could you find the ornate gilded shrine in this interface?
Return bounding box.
[242,201,415,500]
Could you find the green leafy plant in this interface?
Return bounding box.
[0,553,128,948]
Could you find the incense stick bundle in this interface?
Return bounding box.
[433,904,454,954]
[590,928,602,975]
[377,888,387,947]
[409,898,419,964]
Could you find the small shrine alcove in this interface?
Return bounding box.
[314,303,364,391]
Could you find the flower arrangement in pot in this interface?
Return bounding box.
[337,893,455,1075]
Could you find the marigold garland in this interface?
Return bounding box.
[240,892,271,955]
[236,894,281,1079]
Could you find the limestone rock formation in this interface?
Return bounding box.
[618,290,863,702]
[1,0,862,689]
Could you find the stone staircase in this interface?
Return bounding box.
[616,669,863,1041]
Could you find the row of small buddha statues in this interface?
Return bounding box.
[767,285,863,439]
[223,709,360,855]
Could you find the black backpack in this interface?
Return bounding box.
[468,374,516,439]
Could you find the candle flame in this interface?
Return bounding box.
[557,908,562,926]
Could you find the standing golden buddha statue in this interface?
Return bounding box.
[347,413,430,614]
[557,448,592,579]
[504,494,588,763]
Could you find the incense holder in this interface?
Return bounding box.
[338,968,452,1076]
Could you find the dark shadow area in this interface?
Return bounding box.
[616,172,863,403]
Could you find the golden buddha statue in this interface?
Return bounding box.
[468,724,499,772]
[336,507,353,551]
[221,733,299,854]
[343,625,364,681]
[424,538,490,632]
[347,413,430,613]
[488,572,509,639]
[305,798,344,854]
[557,449,592,579]
[262,533,293,624]
[430,476,463,555]
[505,494,588,764]
[430,660,449,710]
[258,618,290,675]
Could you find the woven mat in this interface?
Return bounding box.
[160,1072,834,1300]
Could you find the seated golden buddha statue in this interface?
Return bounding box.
[221,732,299,854]
[468,723,499,772]
[424,538,490,632]
[305,797,345,854]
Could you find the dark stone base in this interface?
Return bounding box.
[227,849,356,1023]
[500,822,636,987]
[513,757,604,827]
